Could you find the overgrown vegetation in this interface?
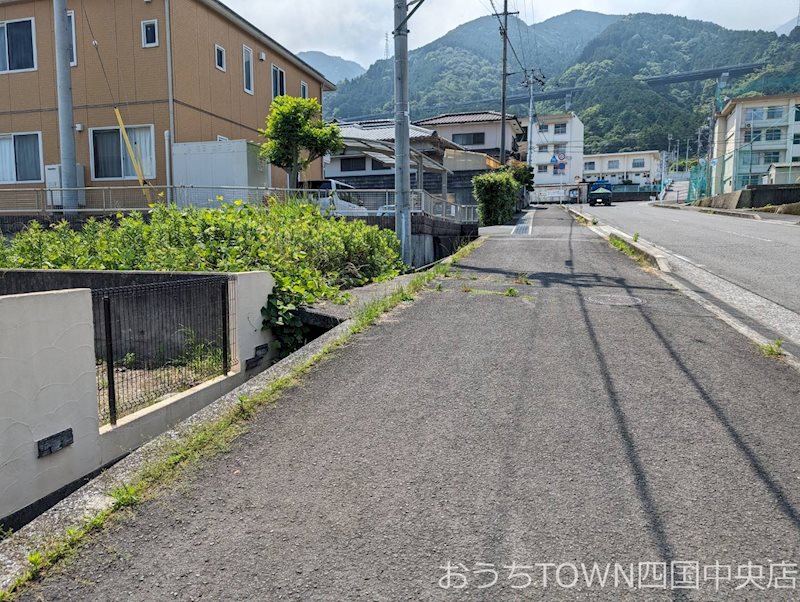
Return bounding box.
[0,201,404,357]
[473,171,520,226]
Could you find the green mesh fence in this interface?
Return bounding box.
[687,164,709,203]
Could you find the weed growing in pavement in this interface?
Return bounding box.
[434,283,443,292]
[633,232,640,243]
[591,217,599,225]
[504,287,519,297]
[514,273,531,285]
[609,236,648,267]
[758,339,784,358]
[461,284,473,293]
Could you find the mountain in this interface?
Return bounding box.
[325,11,799,155]
[298,51,365,84]
[325,10,621,120]
[556,14,799,152]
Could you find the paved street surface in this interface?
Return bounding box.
[580,202,800,314]
[20,209,800,600]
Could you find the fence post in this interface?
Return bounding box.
[221,280,230,375]
[103,295,118,426]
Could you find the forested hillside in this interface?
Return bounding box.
[325,11,799,154]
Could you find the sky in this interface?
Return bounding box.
[224,0,797,68]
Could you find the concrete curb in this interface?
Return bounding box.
[564,207,671,273]
[699,208,761,220]
[650,202,800,224]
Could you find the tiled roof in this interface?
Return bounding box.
[338,122,438,142]
[413,111,515,126]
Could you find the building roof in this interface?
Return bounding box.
[413,111,516,126]
[337,121,463,150]
[584,150,661,158]
[719,93,800,117]
[200,0,336,91]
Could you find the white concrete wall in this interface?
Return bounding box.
[0,289,101,520]
[1,272,276,521]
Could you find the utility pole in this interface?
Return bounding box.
[696,128,703,160]
[394,0,426,265]
[494,1,517,166]
[667,134,673,175]
[522,70,545,171]
[685,138,690,169]
[54,0,78,210]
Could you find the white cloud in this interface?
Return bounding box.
[222,0,796,67]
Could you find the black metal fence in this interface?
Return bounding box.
[91,277,232,425]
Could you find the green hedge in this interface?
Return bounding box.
[0,201,404,357]
[472,171,520,226]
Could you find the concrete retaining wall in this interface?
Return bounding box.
[0,271,274,526]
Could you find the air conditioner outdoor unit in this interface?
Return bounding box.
[45,164,86,207]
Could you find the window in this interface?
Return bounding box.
[793,156,800,163]
[766,106,785,120]
[371,158,391,171]
[67,11,77,66]
[215,44,226,72]
[141,20,158,48]
[300,81,308,99]
[554,143,566,155]
[0,132,42,183]
[243,46,254,94]
[452,132,485,146]
[796,105,800,122]
[538,124,549,133]
[794,133,800,145]
[271,64,285,98]
[744,129,762,143]
[554,123,567,135]
[608,160,620,169]
[745,108,765,122]
[0,18,37,73]
[340,157,366,172]
[537,165,549,174]
[584,161,596,171]
[216,135,229,142]
[765,128,782,141]
[739,174,760,187]
[632,159,646,168]
[90,125,155,180]
[761,151,780,164]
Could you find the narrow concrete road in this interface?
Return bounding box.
[20,210,800,601]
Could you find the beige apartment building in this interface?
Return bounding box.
[0,0,334,191]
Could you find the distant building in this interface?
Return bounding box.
[764,163,800,185]
[710,94,800,195]
[520,112,584,186]
[413,111,523,161]
[582,150,662,185]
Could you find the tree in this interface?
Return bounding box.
[260,96,344,188]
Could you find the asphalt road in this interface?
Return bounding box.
[579,202,800,314]
[19,210,800,601]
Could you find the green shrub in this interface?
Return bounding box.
[0,201,403,357]
[473,171,520,226]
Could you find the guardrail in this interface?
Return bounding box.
[0,186,479,224]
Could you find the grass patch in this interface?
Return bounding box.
[633,232,640,243]
[504,287,519,297]
[0,238,482,601]
[758,339,785,358]
[609,234,650,267]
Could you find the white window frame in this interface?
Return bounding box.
[271,64,286,99]
[631,159,646,168]
[242,45,254,94]
[214,44,226,72]
[300,80,308,99]
[0,17,38,74]
[216,135,229,142]
[608,160,620,169]
[584,161,596,171]
[0,131,44,184]
[88,124,156,182]
[554,123,567,135]
[67,11,77,67]
[141,19,158,48]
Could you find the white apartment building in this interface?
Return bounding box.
[710,94,800,195]
[582,150,662,185]
[522,113,585,186]
[413,112,524,161]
